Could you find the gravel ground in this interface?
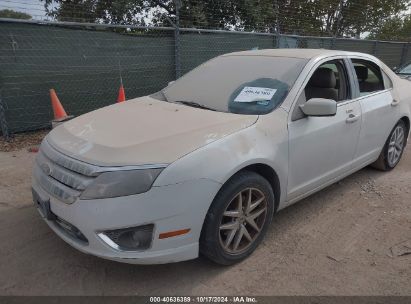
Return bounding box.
[0,139,410,296]
[0,130,49,152]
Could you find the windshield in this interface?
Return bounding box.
[161,55,308,114]
[398,63,411,74]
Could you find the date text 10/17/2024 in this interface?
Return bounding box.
[149,296,258,303]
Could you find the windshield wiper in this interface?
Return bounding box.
[175,101,216,111]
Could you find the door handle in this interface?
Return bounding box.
[346,113,360,123]
[391,99,400,107]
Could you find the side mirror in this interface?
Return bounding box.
[300,98,337,117]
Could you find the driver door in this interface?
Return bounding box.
[286,58,362,204]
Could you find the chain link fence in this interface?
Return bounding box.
[0,20,176,135]
[1,8,411,138]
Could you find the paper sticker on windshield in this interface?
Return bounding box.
[234,87,277,103]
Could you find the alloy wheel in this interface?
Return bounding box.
[219,188,268,254]
[387,125,405,167]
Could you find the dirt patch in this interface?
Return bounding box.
[0,130,49,152]
[0,145,410,296]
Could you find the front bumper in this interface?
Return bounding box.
[32,178,221,264]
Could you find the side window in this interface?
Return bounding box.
[352,59,385,96]
[291,59,350,121]
[304,60,350,103]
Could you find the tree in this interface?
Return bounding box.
[40,0,260,28]
[273,0,409,37]
[369,15,411,41]
[0,9,32,20]
[41,0,148,24]
[337,0,409,38]
[41,0,410,38]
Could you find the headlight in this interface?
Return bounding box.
[80,168,163,199]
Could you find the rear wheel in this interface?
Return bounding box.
[371,120,407,171]
[200,171,274,265]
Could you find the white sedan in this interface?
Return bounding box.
[32,49,410,265]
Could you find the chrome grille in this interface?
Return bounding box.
[35,152,94,190]
[33,139,99,204]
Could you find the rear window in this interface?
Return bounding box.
[162,55,308,115]
[352,59,385,96]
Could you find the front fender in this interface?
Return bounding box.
[154,109,289,208]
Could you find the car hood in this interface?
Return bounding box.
[47,96,258,166]
[399,74,411,81]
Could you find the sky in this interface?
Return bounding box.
[0,0,50,19]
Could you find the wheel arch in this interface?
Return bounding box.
[213,162,281,213]
[400,116,410,138]
[238,163,281,213]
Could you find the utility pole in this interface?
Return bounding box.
[174,0,182,79]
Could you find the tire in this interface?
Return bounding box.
[371,120,407,171]
[200,171,275,265]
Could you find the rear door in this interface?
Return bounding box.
[349,58,400,166]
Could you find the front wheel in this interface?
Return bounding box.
[200,171,274,265]
[372,120,407,171]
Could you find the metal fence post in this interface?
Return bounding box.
[0,92,10,141]
[400,43,409,67]
[174,0,181,79]
[330,38,336,50]
[372,40,378,56]
[275,32,281,48]
[273,0,280,48]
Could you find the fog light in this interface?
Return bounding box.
[98,224,154,251]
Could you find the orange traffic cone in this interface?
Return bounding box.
[49,89,72,128]
[50,89,68,119]
[117,84,126,103]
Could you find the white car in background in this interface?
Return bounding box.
[395,61,411,80]
[32,49,410,265]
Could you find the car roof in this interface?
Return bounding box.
[223,48,366,60]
